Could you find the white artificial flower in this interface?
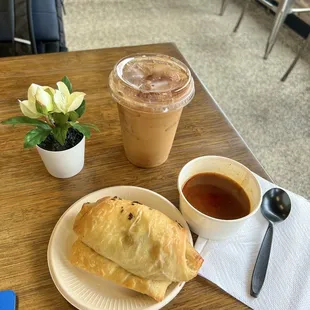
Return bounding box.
[19,83,54,118]
[27,83,39,105]
[19,99,41,118]
[36,87,53,112]
[54,81,85,114]
[42,86,56,96]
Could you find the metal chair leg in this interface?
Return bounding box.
[264,0,294,59]
[61,0,66,15]
[281,35,310,82]
[220,0,229,16]
[233,0,251,33]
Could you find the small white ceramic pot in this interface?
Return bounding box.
[36,136,85,178]
[178,156,262,240]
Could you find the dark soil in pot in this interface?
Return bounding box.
[38,128,84,151]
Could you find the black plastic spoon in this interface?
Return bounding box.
[250,188,291,298]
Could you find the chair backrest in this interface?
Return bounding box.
[0,0,15,56]
[0,0,67,57]
[30,0,67,54]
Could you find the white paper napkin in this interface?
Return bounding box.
[195,175,310,310]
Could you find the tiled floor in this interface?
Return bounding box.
[295,0,310,24]
[63,0,310,198]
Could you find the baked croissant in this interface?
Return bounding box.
[73,196,203,282]
[70,240,171,301]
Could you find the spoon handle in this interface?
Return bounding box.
[250,222,274,298]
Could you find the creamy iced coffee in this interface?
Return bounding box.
[109,54,195,168]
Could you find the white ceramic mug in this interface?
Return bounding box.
[178,156,262,240]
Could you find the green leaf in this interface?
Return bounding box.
[52,124,69,145]
[70,123,91,138]
[70,122,99,138]
[61,76,72,93]
[1,116,51,130]
[24,127,51,148]
[52,113,69,126]
[75,100,86,118]
[68,111,79,122]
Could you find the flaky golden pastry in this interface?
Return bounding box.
[73,197,203,282]
[70,240,171,301]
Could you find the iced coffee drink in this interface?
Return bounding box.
[109,54,195,168]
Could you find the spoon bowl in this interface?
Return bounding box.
[261,188,291,223]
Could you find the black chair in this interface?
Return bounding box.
[0,0,67,57]
[30,0,67,54]
[0,0,15,56]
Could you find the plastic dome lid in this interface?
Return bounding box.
[109,54,195,113]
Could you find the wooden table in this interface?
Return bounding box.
[0,43,270,310]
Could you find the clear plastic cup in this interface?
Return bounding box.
[109,54,195,168]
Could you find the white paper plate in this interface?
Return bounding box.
[48,186,193,310]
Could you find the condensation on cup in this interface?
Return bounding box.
[109,54,195,168]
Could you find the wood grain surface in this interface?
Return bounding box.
[0,43,270,310]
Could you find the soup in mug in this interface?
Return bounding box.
[182,172,250,220]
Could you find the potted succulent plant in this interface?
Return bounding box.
[1,76,98,178]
